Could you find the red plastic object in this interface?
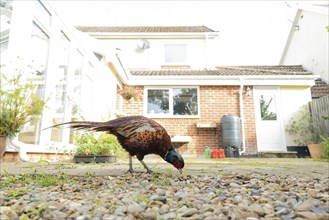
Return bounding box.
[210,149,225,159]
[212,149,220,158]
[216,150,220,158]
[211,149,215,158]
[219,149,225,158]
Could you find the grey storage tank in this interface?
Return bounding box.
[220,115,241,157]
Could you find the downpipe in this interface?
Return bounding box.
[239,79,246,154]
[7,136,30,162]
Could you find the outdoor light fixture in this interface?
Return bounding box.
[245,86,251,96]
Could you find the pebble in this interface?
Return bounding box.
[229,182,241,188]
[181,208,198,217]
[0,170,328,220]
[127,204,145,213]
[174,191,187,198]
[296,211,318,220]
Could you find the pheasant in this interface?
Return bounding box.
[47,116,184,174]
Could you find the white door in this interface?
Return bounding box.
[254,86,286,152]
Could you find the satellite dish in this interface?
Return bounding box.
[136,39,150,49]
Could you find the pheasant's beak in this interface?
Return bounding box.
[179,169,183,175]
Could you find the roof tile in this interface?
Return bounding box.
[76,26,216,33]
[130,65,313,76]
[311,78,329,98]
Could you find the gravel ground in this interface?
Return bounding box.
[0,158,328,219]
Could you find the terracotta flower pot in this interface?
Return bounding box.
[0,135,7,158]
[307,144,324,160]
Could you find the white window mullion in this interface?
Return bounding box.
[169,88,174,115]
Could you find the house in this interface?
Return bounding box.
[280,4,329,99]
[0,0,120,161]
[77,25,319,155]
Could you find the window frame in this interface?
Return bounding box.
[144,86,200,118]
[33,0,52,30]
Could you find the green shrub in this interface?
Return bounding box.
[74,131,124,156]
[322,137,329,160]
[0,73,45,138]
[321,115,329,160]
[286,105,321,145]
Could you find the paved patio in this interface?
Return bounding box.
[1,157,328,178]
[1,157,328,219]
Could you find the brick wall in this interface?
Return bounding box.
[122,86,257,155]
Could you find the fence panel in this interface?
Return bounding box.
[309,95,329,138]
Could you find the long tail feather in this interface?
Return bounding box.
[42,121,112,133]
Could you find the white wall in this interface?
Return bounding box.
[281,9,328,81]
[280,86,312,146]
[94,37,218,69]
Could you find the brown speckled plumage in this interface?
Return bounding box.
[48,116,184,173]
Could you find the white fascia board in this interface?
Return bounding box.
[88,32,219,39]
[128,75,319,86]
[279,9,302,64]
[109,54,131,85]
[298,4,329,15]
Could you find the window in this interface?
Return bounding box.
[0,0,12,67]
[164,44,187,63]
[260,94,277,120]
[18,22,49,145]
[147,89,169,114]
[173,88,198,115]
[34,0,52,28]
[145,87,199,118]
[51,32,71,142]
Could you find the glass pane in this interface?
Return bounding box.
[18,22,49,144]
[51,32,70,142]
[34,0,51,28]
[147,89,169,114]
[72,50,83,108]
[165,44,187,63]
[0,38,9,67]
[173,88,198,115]
[0,0,12,67]
[260,94,277,120]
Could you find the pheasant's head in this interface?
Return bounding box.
[165,148,185,174]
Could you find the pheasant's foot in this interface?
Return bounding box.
[127,168,135,174]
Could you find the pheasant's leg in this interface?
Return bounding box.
[139,160,153,174]
[127,155,134,173]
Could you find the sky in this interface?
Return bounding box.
[49,0,327,65]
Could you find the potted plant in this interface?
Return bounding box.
[0,73,45,158]
[286,105,322,159]
[117,84,141,102]
[73,131,124,163]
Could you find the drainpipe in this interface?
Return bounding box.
[204,33,209,69]
[7,137,30,162]
[239,78,246,154]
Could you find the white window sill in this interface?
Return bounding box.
[171,135,192,143]
[6,142,77,154]
[145,114,200,119]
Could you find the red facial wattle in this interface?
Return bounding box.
[173,160,182,169]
